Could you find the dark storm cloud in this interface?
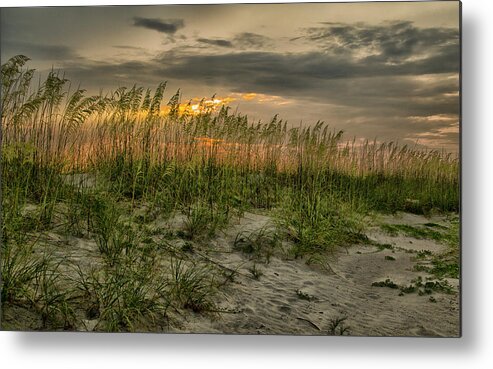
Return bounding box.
[2,40,79,61]
[132,17,184,34]
[197,38,233,48]
[302,21,459,63]
[156,47,458,94]
[196,32,271,49]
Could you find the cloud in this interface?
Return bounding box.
[112,45,144,50]
[301,21,459,63]
[197,38,233,48]
[233,32,272,49]
[60,59,157,88]
[133,17,184,34]
[2,41,80,61]
[156,48,458,94]
[197,32,272,50]
[196,33,271,50]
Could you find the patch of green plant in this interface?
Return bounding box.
[1,237,76,329]
[85,194,144,266]
[415,250,433,259]
[74,251,167,332]
[167,258,217,313]
[278,190,367,258]
[98,223,136,266]
[31,258,76,329]
[414,259,459,279]
[233,227,280,263]
[1,242,46,304]
[399,276,455,295]
[375,243,394,251]
[62,201,86,237]
[399,285,417,294]
[371,278,399,289]
[413,264,429,273]
[429,259,459,279]
[248,263,263,280]
[413,247,459,279]
[441,218,460,255]
[181,200,230,240]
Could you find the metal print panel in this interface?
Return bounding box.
[0,1,461,336]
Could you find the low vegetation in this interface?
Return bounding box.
[380,218,460,279]
[1,55,460,331]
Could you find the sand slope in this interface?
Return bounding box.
[2,209,459,336]
[166,212,460,337]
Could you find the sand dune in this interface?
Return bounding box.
[165,212,460,337]
[2,209,459,336]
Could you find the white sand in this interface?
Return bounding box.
[16,210,459,336]
[165,212,460,337]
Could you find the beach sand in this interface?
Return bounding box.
[162,212,460,336]
[2,209,460,336]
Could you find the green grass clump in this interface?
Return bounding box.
[1,243,45,304]
[181,201,230,239]
[374,242,394,251]
[381,219,459,249]
[1,242,75,329]
[278,190,368,258]
[248,263,263,280]
[381,220,460,279]
[371,279,399,289]
[74,256,167,332]
[233,227,280,263]
[167,258,218,313]
[31,259,76,329]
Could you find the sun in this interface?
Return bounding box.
[156,96,237,117]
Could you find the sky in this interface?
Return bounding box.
[0,1,461,151]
